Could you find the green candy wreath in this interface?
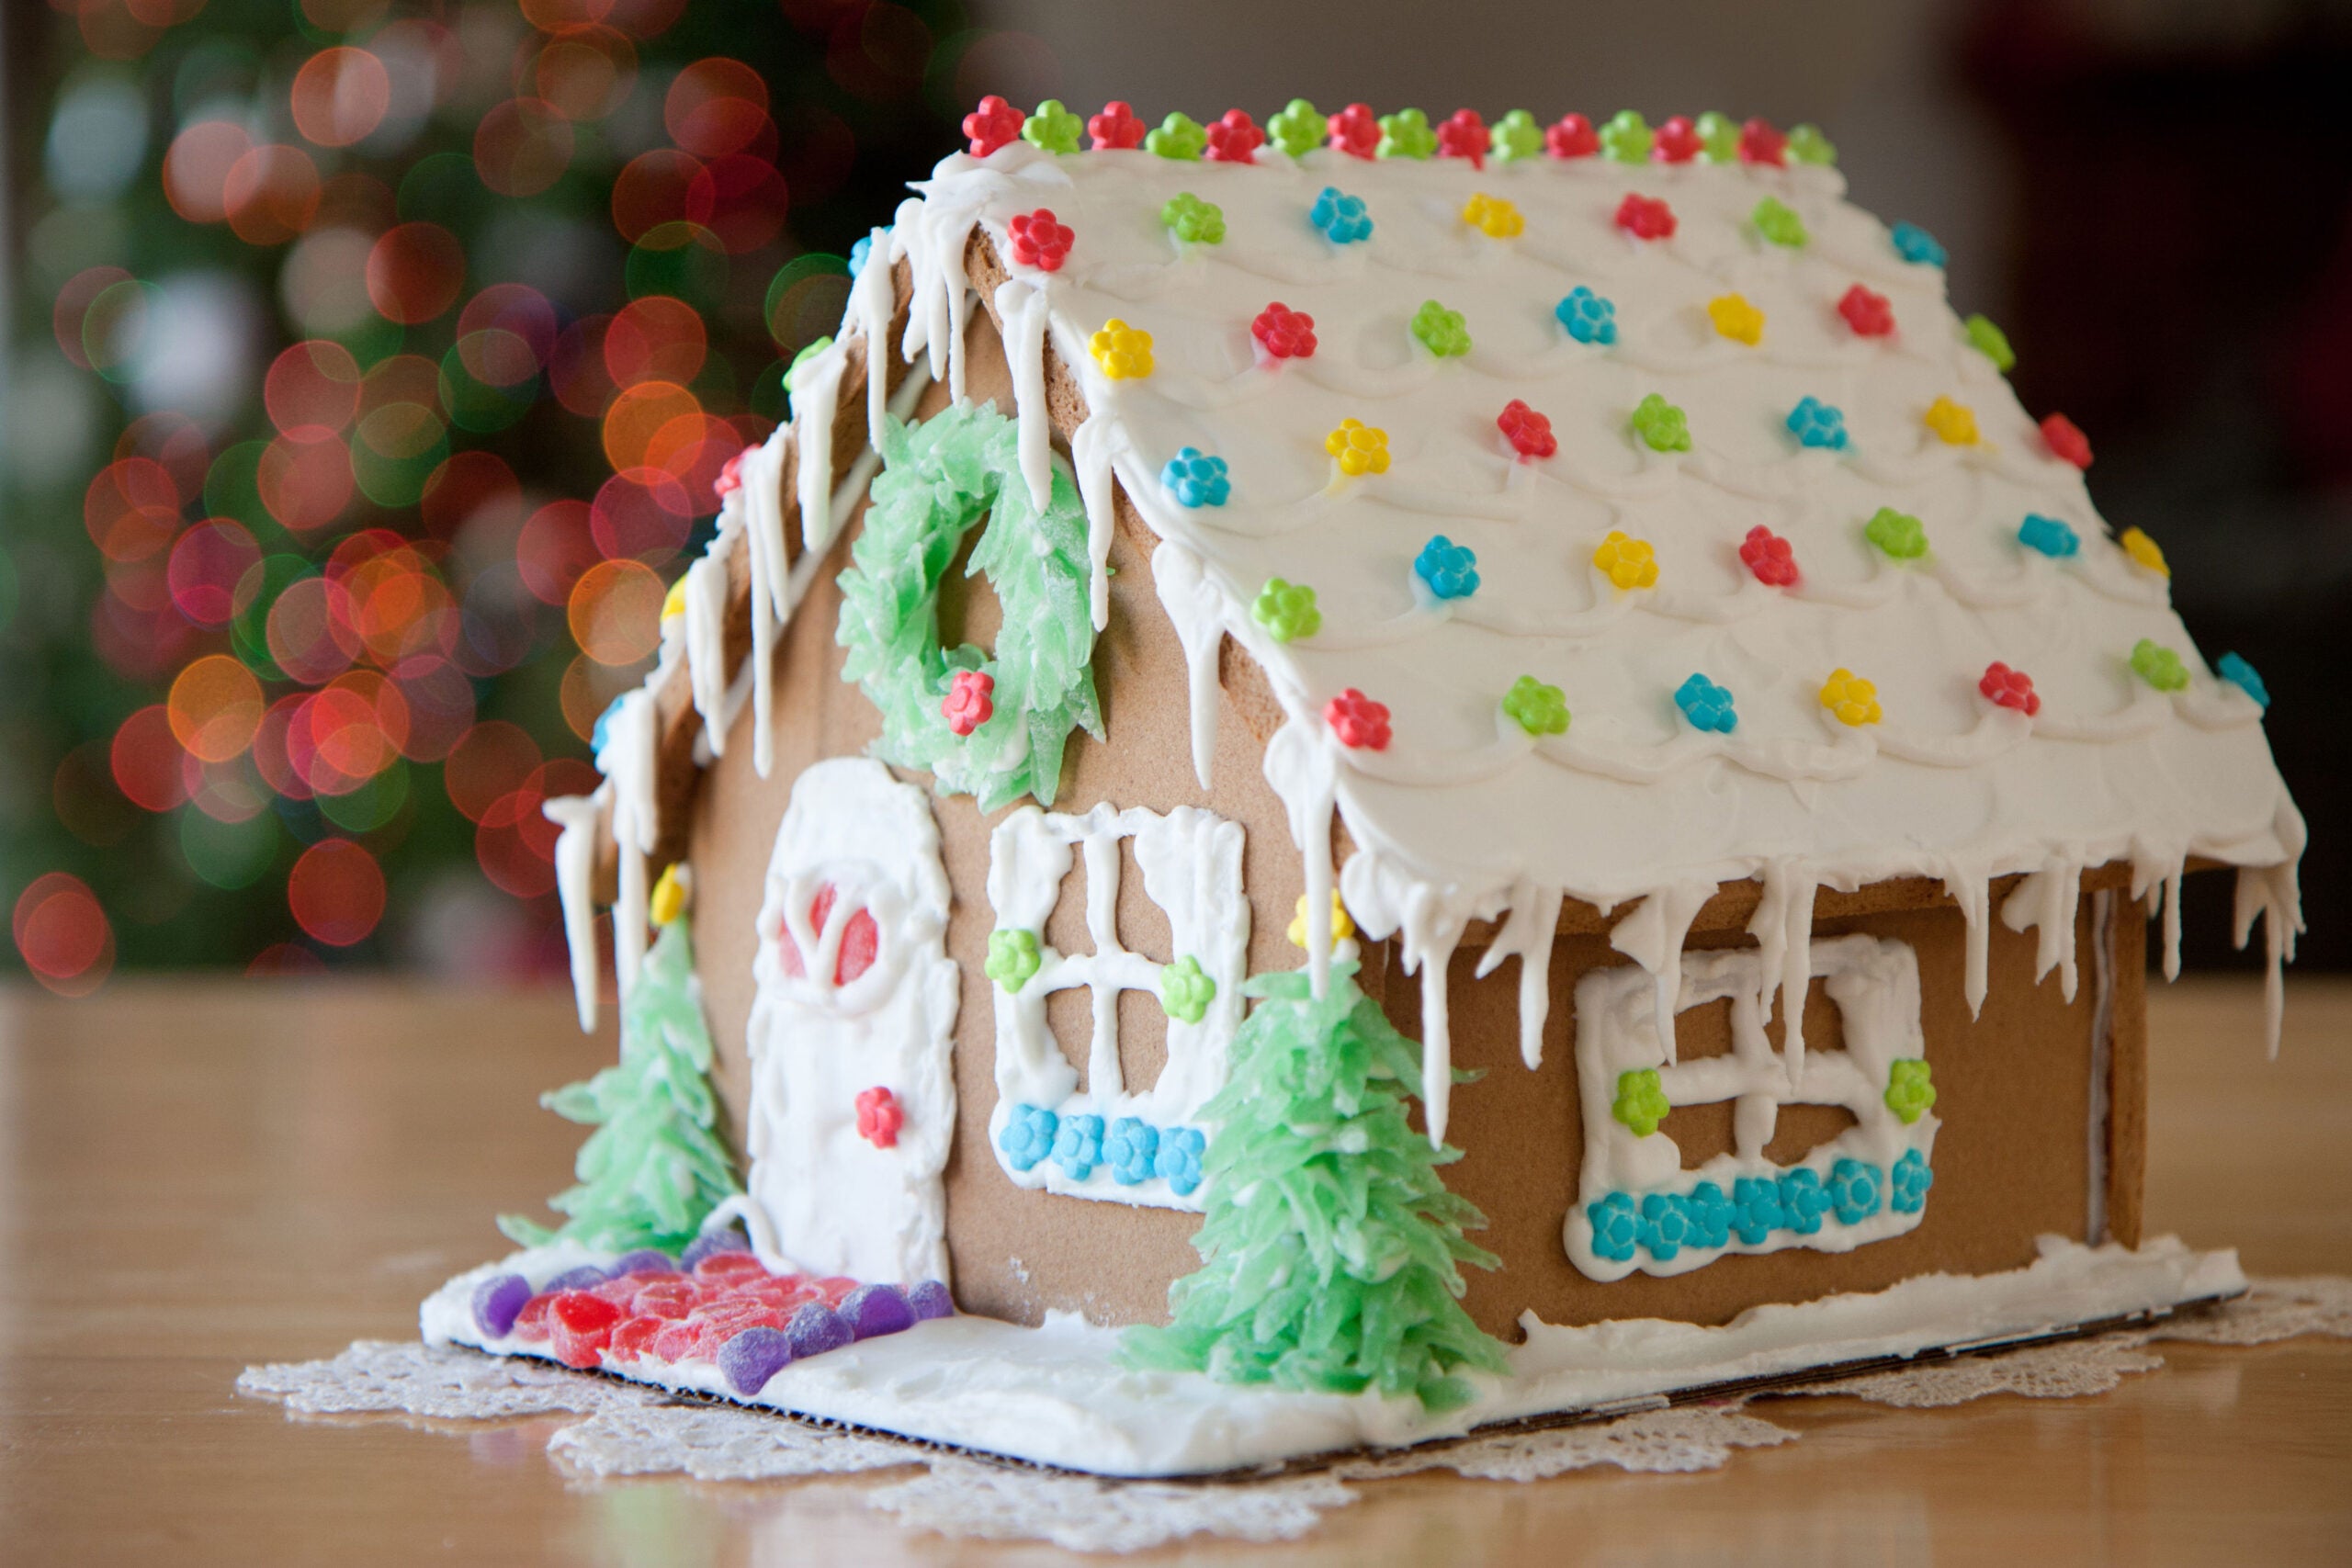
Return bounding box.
[836,401,1102,811]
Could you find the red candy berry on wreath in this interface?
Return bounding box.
[1325,688,1391,750]
[1739,525,1801,587]
[963,95,1024,158]
[1498,399,1557,460]
[1547,113,1599,159]
[943,669,994,736]
[2041,412,2093,469]
[854,1086,904,1149]
[1738,117,1788,166]
[1980,661,2041,716]
[1007,209,1074,272]
[714,447,748,499]
[1616,193,1678,240]
[1436,108,1487,167]
[1838,284,1894,338]
[1653,115,1701,163]
[1328,102,1379,160]
[1204,108,1264,163]
[1088,99,1145,151]
[1251,301,1317,360]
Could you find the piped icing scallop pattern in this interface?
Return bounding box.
[551,101,2304,1147]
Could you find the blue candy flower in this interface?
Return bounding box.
[1160,446,1231,507]
[1780,1167,1830,1235]
[590,694,628,760]
[1891,1149,1935,1214]
[1786,396,1849,451]
[997,1104,1057,1172]
[1685,1181,1733,1250]
[1891,221,1946,267]
[1675,673,1737,734]
[2218,651,2269,709]
[1830,1157,1882,1224]
[1106,1117,1159,1186]
[1639,1191,1690,1260]
[1589,1191,1639,1262]
[1731,1176,1783,1245]
[1053,1112,1104,1180]
[1555,286,1618,346]
[2018,513,2080,558]
[1310,186,1373,244]
[1155,1125,1206,1196]
[1414,534,1479,601]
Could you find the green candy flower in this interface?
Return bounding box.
[2132,638,2189,692]
[1753,196,1809,247]
[1600,109,1652,163]
[1021,98,1081,154]
[1161,191,1226,245]
[1489,108,1544,164]
[1147,111,1205,161]
[1885,1058,1937,1124]
[1695,110,1740,163]
[1963,313,2016,373]
[1501,675,1570,737]
[1612,1068,1671,1137]
[1630,392,1690,453]
[1867,506,1928,560]
[1376,107,1434,160]
[1267,97,1327,158]
[1159,954,1216,1025]
[1411,299,1471,357]
[1788,122,1838,166]
[986,928,1042,993]
[1252,578,1321,642]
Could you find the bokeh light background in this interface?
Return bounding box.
[3,0,1065,994]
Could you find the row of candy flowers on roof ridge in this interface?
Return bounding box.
[960,96,1840,172]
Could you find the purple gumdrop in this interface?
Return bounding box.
[906,1280,954,1321]
[785,1301,854,1359]
[717,1325,794,1397]
[611,1248,676,1276]
[471,1273,532,1339]
[840,1283,916,1340]
[541,1264,610,1293]
[680,1227,750,1269]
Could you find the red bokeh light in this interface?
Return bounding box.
[590,468,694,562]
[601,379,698,470]
[247,942,331,976]
[533,26,638,119]
[456,284,559,388]
[163,120,253,224]
[266,575,363,684]
[516,500,601,604]
[687,153,789,254]
[264,339,364,438]
[166,520,263,626]
[13,874,114,998]
[665,57,769,156]
[445,720,543,823]
[420,450,523,541]
[85,457,182,562]
[549,314,618,416]
[224,143,322,245]
[288,839,388,947]
[53,266,133,371]
[111,705,189,813]
[256,432,356,532]
[604,295,707,387]
[611,149,702,243]
[366,222,466,324]
[475,97,576,197]
[290,46,392,148]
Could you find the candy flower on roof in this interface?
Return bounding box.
[2041,413,2093,468]
[1838,285,1894,337]
[964,95,1023,156]
[1709,293,1764,345]
[714,448,747,499]
[2132,638,2189,693]
[1328,102,1378,159]
[1022,98,1081,154]
[1653,115,1701,163]
[1008,209,1073,271]
[1490,109,1543,163]
[1411,299,1471,357]
[1147,112,1206,161]
[1436,108,1487,165]
[1924,396,1978,446]
[1376,107,1435,159]
[1964,314,2015,373]
[1161,192,1225,245]
[1413,535,1479,601]
[1616,193,1677,240]
[1204,109,1264,163]
[1980,661,2041,716]
[1160,447,1230,508]
[1867,506,1928,559]
[1089,100,1145,150]
[1695,111,1740,162]
[1325,688,1392,750]
[1311,186,1373,243]
[1600,110,1652,163]
[2218,652,2269,709]
[1818,668,1883,727]
[1557,287,1617,345]
[1546,112,1599,158]
[1498,399,1556,459]
[1675,673,1737,734]
[1461,193,1523,238]
[1753,197,1807,247]
[2018,513,2079,558]
[1631,393,1690,453]
[854,1087,903,1149]
[1739,118,1788,165]
[1501,675,1570,737]
[1891,221,1947,267]
[1089,318,1153,379]
[1252,579,1320,642]
[1268,98,1326,157]
[1593,530,1658,590]
[1325,418,1390,477]
[1786,396,1849,450]
[2119,526,2168,577]
[1252,302,1317,360]
[1741,525,1800,586]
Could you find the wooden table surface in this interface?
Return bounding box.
[2,975,2346,1565]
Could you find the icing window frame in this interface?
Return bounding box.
[1564,933,1939,1280]
[984,803,1249,1212]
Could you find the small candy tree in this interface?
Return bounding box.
[1122,964,1509,1411]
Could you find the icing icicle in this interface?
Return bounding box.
[602,686,661,997]
[545,791,604,1032]
[1150,540,1225,790]
[682,531,732,757]
[1070,415,1118,630]
[1265,719,1339,999]
[995,276,1056,512]
[1609,882,1715,1064]
[795,345,847,556]
[1747,863,1818,1084]
[2000,860,2084,1002]
[1940,862,1994,1016]
[1474,878,1563,1069]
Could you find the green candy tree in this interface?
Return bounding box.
[1123,964,1510,1411]
[500,913,737,1253]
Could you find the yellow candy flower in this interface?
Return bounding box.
[1923,395,1978,446]
[1592,530,1658,590]
[1818,668,1883,727]
[1287,892,1355,948]
[649,863,689,925]
[1089,317,1154,379]
[2119,525,2169,577]
[1325,418,1391,477]
[1460,192,1523,238]
[1707,292,1764,346]
[661,575,688,622]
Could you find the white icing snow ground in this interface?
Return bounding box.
[421,1235,2242,1477]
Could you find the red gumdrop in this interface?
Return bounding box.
[1653,115,1700,163]
[632,1279,700,1318]
[1325,689,1392,750]
[1615,193,1677,240]
[1740,525,1801,587]
[548,1290,624,1369]
[1498,399,1557,460]
[1007,209,1074,272]
[510,1292,555,1345]
[963,95,1023,158]
[591,1276,640,1305]
[607,1314,665,1362]
[1739,118,1787,166]
[1251,302,1317,360]
[1838,284,1894,337]
[1547,113,1599,159]
[815,1277,863,1307]
[695,1251,770,1284]
[650,1319,702,1362]
[1204,109,1263,163]
[1436,108,1487,167]
[1088,100,1145,151]
[2041,413,2092,468]
[1328,103,1379,159]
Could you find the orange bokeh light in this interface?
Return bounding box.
[168,654,266,763]
[601,379,698,471]
[567,558,664,665]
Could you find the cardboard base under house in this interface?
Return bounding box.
[422,1235,2241,1479]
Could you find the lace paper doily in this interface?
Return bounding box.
[236,1279,2352,1554]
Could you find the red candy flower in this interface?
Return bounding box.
[1616,193,1678,240]
[1653,115,1700,163]
[1251,301,1317,360]
[1739,525,1801,587]
[1328,102,1379,160]
[1498,399,1557,460]
[1738,117,1787,166]
[1547,113,1599,159]
[1981,661,2041,716]
[1325,688,1392,750]
[1436,108,1487,167]
[1088,99,1145,151]
[1008,208,1074,272]
[855,1086,904,1149]
[1838,284,1894,337]
[1204,108,1264,163]
[942,669,994,736]
[714,448,748,499]
[2041,412,2093,469]
[963,95,1024,158]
